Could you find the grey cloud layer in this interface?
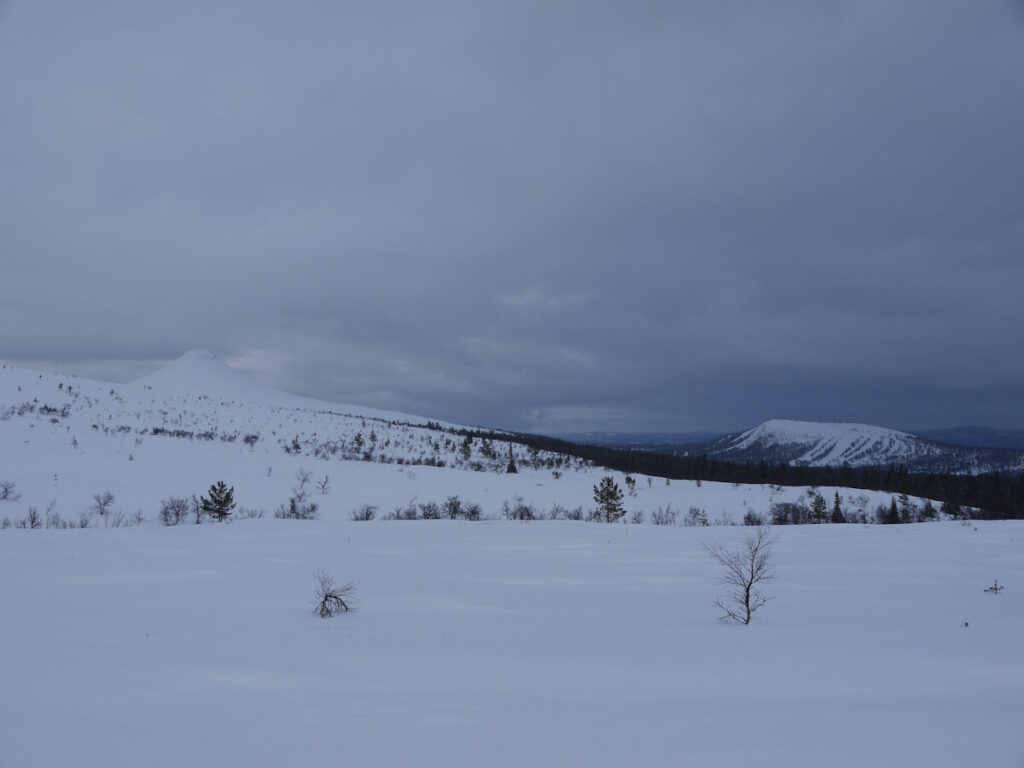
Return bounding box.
[2,1,1022,432]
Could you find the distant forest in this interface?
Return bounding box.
[425,423,1024,521]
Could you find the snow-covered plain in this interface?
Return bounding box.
[1,520,1022,767]
[2,354,1022,766]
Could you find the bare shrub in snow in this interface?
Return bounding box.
[275,493,319,520]
[1,518,10,529]
[91,491,115,517]
[313,569,356,617]
[235,507,265,520]
[651,505,677,525]
[158,496,190,526]
[630,509,645,524]
[391,500,419,520]
[685,507,709,527]
[350,504,377,522]
[564,506,583,521]
[190,495,204,525]
[705,525,778,625]
[0,481,21,501]
[443,495,462,519]
[418,501,442,520]
[504,496,535,521]
[317,475,331,495]
[743,511,765,526]
[25,506,42,529]
[771,502,807,526]
[462,501,482,521]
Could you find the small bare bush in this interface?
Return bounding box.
[685,507,709,527]
[705,525,778,625]
[418,501,442,520]
[0,481,21,501]
[392,500,419,520]
[235,507,266,520]
[504,496,535,521]
[564,506,583,521]
[313,569,357,618]
[350,504,377,522]
[651,504,678,525]
[443,495,462,519]
[275,492,319,520]
[91,491,115,517]
[159,496,190,526]
[630,509,645,524]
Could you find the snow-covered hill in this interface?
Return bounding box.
[0,354,929,527]
[704,419,1024,473]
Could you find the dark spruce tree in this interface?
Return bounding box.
[830,491,846,524]
[201,481,236,522]
[506,446,518,474]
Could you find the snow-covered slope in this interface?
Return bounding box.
[705,419,1024,473]
[0,354,933,528]
[132,349,459,427]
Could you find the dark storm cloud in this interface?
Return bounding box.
[2,1,1023,432]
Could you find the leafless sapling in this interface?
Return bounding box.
[704,524,778,625]
[91,491,115,517]
[313,569,357,618]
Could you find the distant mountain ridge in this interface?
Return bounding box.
[700,419,1024,474]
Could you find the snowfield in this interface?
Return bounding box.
[1,520,1022,767]
[2,353,1022,766]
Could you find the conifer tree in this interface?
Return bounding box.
[201,481,236,522]
[830,491,846,524]
[506,446,518,474]
[593,476,625,523]
[810,492,828,524]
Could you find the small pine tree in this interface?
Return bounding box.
[830,491,846,524]
[506,446,518,474]
[593,476,625,523]
[201,481,236,522]
[810,492,827,524]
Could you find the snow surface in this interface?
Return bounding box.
[2,355,1022,766]
[1,521,1022,767]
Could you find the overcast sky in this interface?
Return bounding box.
[2,2,1023,434]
